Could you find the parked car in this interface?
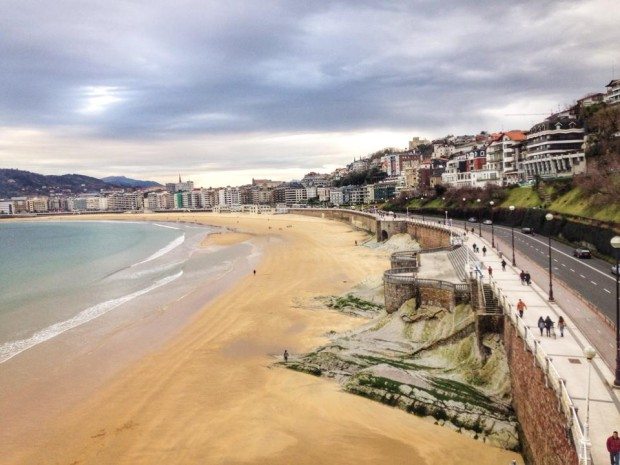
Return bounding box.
[573,248,592,259]
[521,227,534,234]
[612,265,619,276]
[468,217,477,223]
[483,219,493,225]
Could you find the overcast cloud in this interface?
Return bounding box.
[1,0,619,186]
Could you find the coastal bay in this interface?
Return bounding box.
[3,213,520,464]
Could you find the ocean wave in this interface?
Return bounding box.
[153,223,181,230]
[0,271,183,364]
[132,234,185,267]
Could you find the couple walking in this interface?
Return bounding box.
[519,270,531,285]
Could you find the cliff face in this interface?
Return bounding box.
[288,296,519,450]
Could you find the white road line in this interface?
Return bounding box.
[591,281,597,285]
[604,289,611,294]
[570,269,575,272]
[597,329,602,333]
[553,259,558,262]
[495,227,617,282]
[562,264,567,267]
[580,274,586,278]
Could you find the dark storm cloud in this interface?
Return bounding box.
[0,0,619,181]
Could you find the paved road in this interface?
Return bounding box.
[395,212,619,325]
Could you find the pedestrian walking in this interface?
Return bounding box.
[283,349,289,363]
[501,259,507,271]
[520,270,526,285]
[472,243,477,253]
[516,299,526,318]
[558,316,566,337]
[488,266,493,277]
[525,272,531,286]
[253,269,256,275]
[482,246,487,256]
[537,317,545,337]
[607,431,620,465]
[544,316,554,337]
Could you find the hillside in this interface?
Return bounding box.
[102,176,161,188]
[0,169,115,198]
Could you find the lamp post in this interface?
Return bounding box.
[489,200,495,247]
[611,236,620,386]
[581,346,596,465]
[476,198,482,236]
[444,210,448,225]
[462,197,467,231]
[509,205,516,266]
[545,213,554,301]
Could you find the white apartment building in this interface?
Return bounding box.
[0,201,14,214]
[521,116,586,180]
[218,187,240,206]
[604,79,620,106]
[26,197,49,213]
[284,187,307,205]
[329,189,343,206]
[305,186,317,199]
[317,187,331,202]
[485,131,526,185]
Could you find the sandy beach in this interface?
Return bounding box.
[3,213,521,465]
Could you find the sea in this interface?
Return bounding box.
[0,220,257,364]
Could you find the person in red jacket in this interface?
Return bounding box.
[607,431,620,465]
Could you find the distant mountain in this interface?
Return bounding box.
[102,176,162,188]
[0,169,117,198]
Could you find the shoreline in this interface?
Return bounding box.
[3,213,519,464]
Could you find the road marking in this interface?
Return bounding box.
[553,259,558,262]
[570,268,575,272]
[604,289,611,294]
[580,274,586,278]
[590,281,597,285]
[597,329,602,334]
[492,225,616,282]
[561,264,566,267]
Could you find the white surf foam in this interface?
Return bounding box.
[154,223,181,230]
[0,271,183,364]
[132,234,185,267]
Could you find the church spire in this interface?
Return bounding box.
[178,173,182,183]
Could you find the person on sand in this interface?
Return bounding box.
[517,299,526,318]
[283,350,289,363]
[558,316,566,337]
[253,269,256,275]
[501,259,507,271]
[607,431,620,465]
[482,245,487,256]
[537,317,545,336]
[544,315,554,337]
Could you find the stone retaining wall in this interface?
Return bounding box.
[504,322,579,465]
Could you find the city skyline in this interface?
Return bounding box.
[1,0,619,186]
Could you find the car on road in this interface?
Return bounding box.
[521,227,534,234]
[612,264,619,275]
[482,219,493,225]
[573,248,592,259]
[468,217,477,223]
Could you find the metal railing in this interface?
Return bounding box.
[486,276,586,460]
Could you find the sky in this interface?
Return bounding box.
[1,0,619,187]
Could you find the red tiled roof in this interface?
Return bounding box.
[503,130,526,142]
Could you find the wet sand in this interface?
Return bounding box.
[3,212,522,465]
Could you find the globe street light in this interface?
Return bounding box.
[611,235,620,386]
[489,200,495,248]
[545,213,554,301]
[581,346,596,465]
[509,205,516,266]
[476,198,482,236]
[462,197,467,231]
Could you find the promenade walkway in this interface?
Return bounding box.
[465,229,620,465]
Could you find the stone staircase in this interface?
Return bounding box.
[481,283,500,313]
[447,245,479,282]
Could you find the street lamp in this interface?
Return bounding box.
[611,235,620,386]
[489,200,495,247]
[444,210,448,225]
[476,198,481,236]
[581,346,596,465]
[545,213,554,301]
[509,205,516,266]
[462,197,467,231]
